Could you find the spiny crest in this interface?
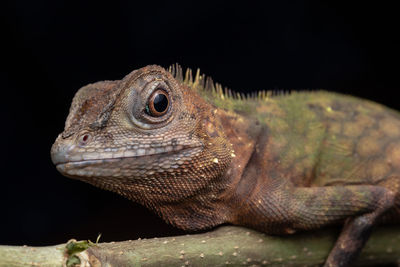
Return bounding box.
[168,63,290,102]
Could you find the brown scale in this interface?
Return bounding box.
[52,65,400,267]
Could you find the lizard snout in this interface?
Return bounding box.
[50,135,78,165]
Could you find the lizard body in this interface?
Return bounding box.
[51,65,400,266]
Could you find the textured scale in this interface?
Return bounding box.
[51,64,400,267]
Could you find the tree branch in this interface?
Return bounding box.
[1,225,399,266]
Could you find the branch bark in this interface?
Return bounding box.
[1,225,399,267]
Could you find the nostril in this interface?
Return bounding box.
[79,133,92,146]
[82,134,89,142]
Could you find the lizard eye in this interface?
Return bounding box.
[128,79,175,129]
[145,89,170,117]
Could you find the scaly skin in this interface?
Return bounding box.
[51,65,400,267]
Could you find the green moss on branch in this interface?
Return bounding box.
[0,225,399,266]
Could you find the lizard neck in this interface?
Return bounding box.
[138,108,263,231]
[216,103,296,233]
[216,108,264,216]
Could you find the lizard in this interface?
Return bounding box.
[51,64,400,266]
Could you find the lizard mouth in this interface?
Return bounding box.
[51,141,202,165]
[52,145,203,178]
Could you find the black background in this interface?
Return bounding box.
[2,1,400,246]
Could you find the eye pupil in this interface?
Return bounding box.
[153,93,168,113]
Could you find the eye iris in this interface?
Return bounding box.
[152,93,169,113]
[146,89,170,117]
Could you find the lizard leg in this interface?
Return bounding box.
[378,175,400,221]
[289,185,395,267]
[325,211,386,267]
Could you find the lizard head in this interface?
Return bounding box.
[51,65,233,225]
